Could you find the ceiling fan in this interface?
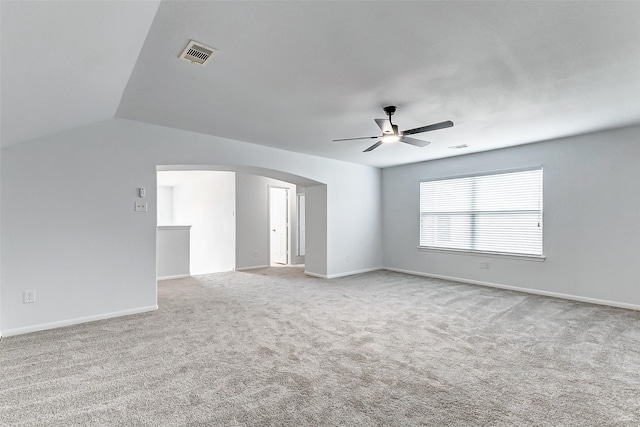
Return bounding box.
[333,106,454,152]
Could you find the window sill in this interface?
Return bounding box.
[417,246,546,262]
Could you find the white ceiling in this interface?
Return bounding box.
[3,1,640,168]
[1,1,160,147]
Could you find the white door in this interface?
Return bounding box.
[297,194,305,256]
[270,187,288,265]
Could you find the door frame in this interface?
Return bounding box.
[297,193,305,257]
[268,185,290,265]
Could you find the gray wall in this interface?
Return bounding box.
[156,226,190,278]
[0,141,2,336]
[305,185,328,277]
[1,118,382,335]
[382,125,640,308]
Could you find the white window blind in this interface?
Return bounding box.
[420,168,543,256]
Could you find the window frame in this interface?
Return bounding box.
[418,166,545,260]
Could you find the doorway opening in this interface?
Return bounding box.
[156,171,235,278]
[156,165,320,279]
[269,186,289,265]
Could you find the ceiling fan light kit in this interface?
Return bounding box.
[381,134,401,143]
[333,106,454,152]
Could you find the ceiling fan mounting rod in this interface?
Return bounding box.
[383,105,398,135]
[383,105,396,124]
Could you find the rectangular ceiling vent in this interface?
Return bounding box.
[449,144,469,150]
[180,40,217,65]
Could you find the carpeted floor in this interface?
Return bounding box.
[1,267,639,426]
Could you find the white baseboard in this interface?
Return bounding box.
[304,271,327,279]
[384,267,640,312]
[1,305,159,337]
[235,265,270,272]
[305,267,383,279]
[157,274,190,281]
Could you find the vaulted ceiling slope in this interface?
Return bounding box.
[3,1,640,168]
[0,1,161,148]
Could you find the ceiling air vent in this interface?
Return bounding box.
[179,40,217,65]
[449,144,469,150]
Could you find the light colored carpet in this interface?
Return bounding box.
[1,267,639,426]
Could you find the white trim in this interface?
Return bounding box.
[1,305,159,337]
[303,271,327,279]
[384,267,640,312]
[157,274,191,281]
[236,265,270,272]
[156,225,192,230]
[268,185,291,265]
[305,267,382,279]
[417,246,546,262]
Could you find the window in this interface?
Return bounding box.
[419,168,543,257]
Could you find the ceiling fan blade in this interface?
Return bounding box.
[363,140,383,152]
[332,136,379,142]
[374,118,394,134]
[402,136,431,147]
[403,120,454,136]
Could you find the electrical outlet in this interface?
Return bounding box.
[24,290,36,304]
[253,250,258,258]
[134,201,148,212]
[479,262,491,270]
